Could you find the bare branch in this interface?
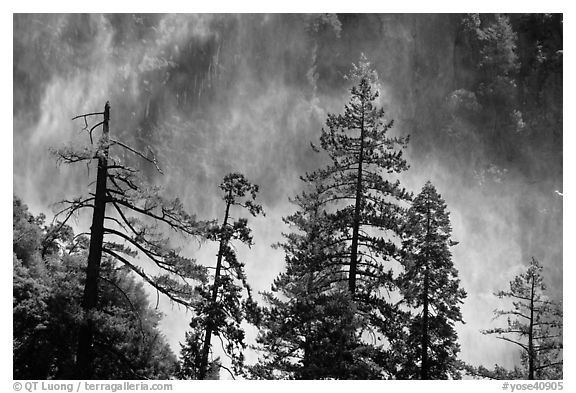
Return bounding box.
[108,171,139,192]
[110,138,163,174]
[495,336,528,351]
[108,197,142,237]
[72,111,105,120]
[104,215,128,233]
[219,364,236,380]
[88,121,104,145]
[52,197,95,228]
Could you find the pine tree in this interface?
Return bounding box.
[301,56,411,374]
[53,102,208,378]
[480,257,562,379]
[302,56,411,298]
[396,181,466,379]
[251,189,383,379]
[178,173,263,380]
[251,56,411,379]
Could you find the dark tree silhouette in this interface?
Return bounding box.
[251,188,383,379]
[286,56,411,377]
[302,56,411,298]
[250,57,412,379]
[479,257,562,380]
[396,181,466,379]
[53,102,208,378]
[178,173,263,380]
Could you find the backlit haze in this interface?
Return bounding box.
[12,14,563,376]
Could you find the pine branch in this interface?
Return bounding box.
[110,197,201,236]
[102,248,192,308]
[494,336,528,351]
[72,111,105,120]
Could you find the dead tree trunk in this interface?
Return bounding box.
[75,102,110,379]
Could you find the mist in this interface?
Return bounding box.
[13,13,562,374]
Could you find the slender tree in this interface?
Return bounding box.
[178,173,263,380]
[397,181,466,379]
[53,102,208,378]
[480,257,562,379]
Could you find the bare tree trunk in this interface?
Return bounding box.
[75,102,110,379]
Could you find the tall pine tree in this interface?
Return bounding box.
[302,56,411,299]
[253,56,411,379]
[304,56,411,371]
[178,173,263,380]
[396,181,466,379]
